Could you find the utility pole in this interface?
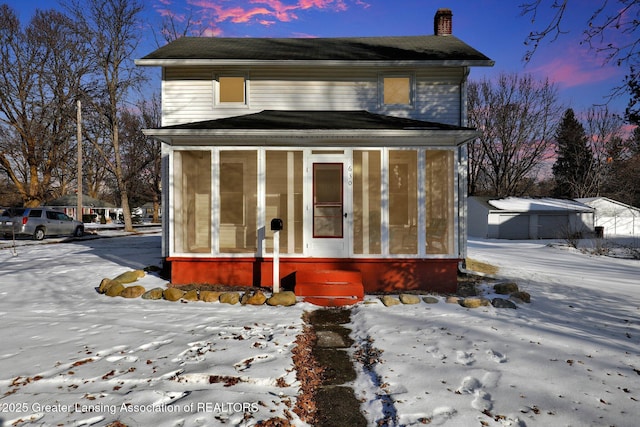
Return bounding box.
[77,100,83,223]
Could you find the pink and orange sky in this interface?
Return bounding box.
[11,0,636,115]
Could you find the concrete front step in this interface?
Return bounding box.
[295,269,364,306]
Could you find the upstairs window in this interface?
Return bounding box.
[380,74,414,107]
[215,74,248,106]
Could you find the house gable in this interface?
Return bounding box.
[136,23,493,127]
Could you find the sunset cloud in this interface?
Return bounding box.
[152,0,183,20]
[534,59,617,88]
[620,123,637,139]
[202,27,223,37]
[155,8,182,19]
[530,45,622,89]
[159,0,367,35]
[258,19,278,26]
[223,6,276,23]
[297,0,346,10]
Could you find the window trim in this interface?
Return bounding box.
[378,72,415,109]
[213,72,250,108]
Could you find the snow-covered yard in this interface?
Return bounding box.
[1,231,638,426]
[352,239,639,426]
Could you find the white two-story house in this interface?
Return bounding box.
[136,8,493,303]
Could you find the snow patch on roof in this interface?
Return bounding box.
[488,197,593,212]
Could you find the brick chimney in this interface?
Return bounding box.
[434,8,452,36]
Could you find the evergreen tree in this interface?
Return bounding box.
[626,66,640,126]
[603,127,640,207]
[552,109,594,198]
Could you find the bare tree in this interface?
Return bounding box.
[521,1,640,66]
[602,124,640,205]
[468,72,562,197]
[152,6,206,46]
[521,0,640,102]
[137,94,163,222]
[118,94,162,222]
[584,106,627,195]
[552,107,629,198]
[0,6,89,207]
[67,0,146,232]
[81,105,115,201]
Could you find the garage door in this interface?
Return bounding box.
[498,214,530,239]
[538,215,569,239]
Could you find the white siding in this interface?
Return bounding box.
[162,68,215,126]
[162,66,464,126]
[250,69,376,111]
[467,197,489,238]
[415,81,460,124]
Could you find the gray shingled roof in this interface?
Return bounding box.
[159,110,474,131]
[139,36,492,64]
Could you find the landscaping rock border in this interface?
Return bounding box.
[96,269,300,307]
[95,269,530,311]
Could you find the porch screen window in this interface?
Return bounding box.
[265,151,303,254]
[219,151,257,253]
[426,150,454,254]
[383,76,411,105]
[173,150,211,253]
[218,76,245,103]
[353,150,381,254]
[389,150,418,254]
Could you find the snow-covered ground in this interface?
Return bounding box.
[0,231,638,426]
[352,239,639,426]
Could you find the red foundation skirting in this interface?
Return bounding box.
[165,256,460,294]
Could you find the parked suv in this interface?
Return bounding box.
[0,207,84,240]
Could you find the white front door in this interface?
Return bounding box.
[306,152,352,257]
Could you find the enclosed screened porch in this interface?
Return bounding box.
[149,110,477,293]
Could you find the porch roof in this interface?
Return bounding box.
[164,110,472,131]
[145,110,479,146]
[136,35,494,67]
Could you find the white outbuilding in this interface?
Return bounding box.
[468,196,595,240]
[575,197,640,238]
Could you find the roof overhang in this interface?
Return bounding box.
[144,128,479,147]
[135,59,495,67]
[143,110,479,147]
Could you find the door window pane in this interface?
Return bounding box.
[265,151,303,254]
[426,150,454,254]
[389,150,417,254]
[220,151,257,252]
[173,151,211,253]
[353,150,381,254]
[313,163,343,238]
